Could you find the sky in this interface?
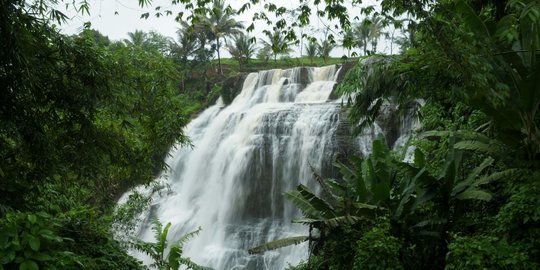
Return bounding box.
[57,0,397,58]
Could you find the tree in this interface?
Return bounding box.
[353,16,386,55]
[305,41,318,64]
[198,0,244,75]
[225,33,256,70]
[367,16,386,53]
[340,27,356,57]
[124,30,148,47]
[260,29,293,63]
[318,39,336,64]
[354,20,371,56]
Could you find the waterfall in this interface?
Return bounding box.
[123,64,417,270]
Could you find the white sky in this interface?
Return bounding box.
[58,0,398,58]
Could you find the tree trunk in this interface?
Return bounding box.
[217,38,222,76]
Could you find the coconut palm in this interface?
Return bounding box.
[368,16,386,53]
[318,39,336,64]
[305,41,318,64]
[198,0,244,75]
[226,33,256,70]
[260,29,293,63]
[354,20,371,56]
[354,15,386,55]
[124,30,148,47]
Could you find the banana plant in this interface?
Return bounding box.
[250,135,514,255]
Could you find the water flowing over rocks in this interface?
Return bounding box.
[122,64,417,270]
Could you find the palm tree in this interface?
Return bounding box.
[124,30,148,47]
[260,29,292,63]
[318,39,336,64]
[354,16,386,55]
[225,33,256,70]
[174,26,199,59]
[198,0,244,75]
[354,20,371,56]
[340,27,356,57]
[368,16,386,53]
[305,41,318,64]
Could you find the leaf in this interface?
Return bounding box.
[452,157,493,196]
[176,257,213,270]
[474,169,520,186]
[173,227,201,249]
[284,185,336,219]
[19,260,38,270]
[27,235,40,251]
[456,0,492,40]
[455,189,492,201]
[27,215,37,224]
[248,236,309,254]
[413,148,425,167]
[31,253,53,262]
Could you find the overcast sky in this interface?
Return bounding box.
[58,0,396,57]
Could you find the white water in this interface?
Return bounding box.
[131,66,343,269]
[120,63,421,270]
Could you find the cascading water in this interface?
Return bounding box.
[124,64,418,270]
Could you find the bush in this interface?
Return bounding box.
[353,218,404,270]
[445,235,534,270]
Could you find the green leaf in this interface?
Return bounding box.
[31,253,52,262]
[27,235,40,251]
[452,157,493,196]
[454,140,492,153]
[19,260,38,270]
[413,148,425,167]
[0,251,15,264]
[27,215,37,224]
[248,236,308,254]
[455,189,492,201]
[456,0,492,40]
[284,185,336,219]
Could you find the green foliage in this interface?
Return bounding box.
[226,33,256,70]
[248,236,308,255]
[353,217,404,270]
[0,2,197,270]
[196,0,244,75]
[317,39,336,64]
[260,29,293,63]
[0,210,143,270]
[445,235,534,270]
[305,41,318,64]
[132,220,210,270]
[495,177,540,257]
[0,212,74,270]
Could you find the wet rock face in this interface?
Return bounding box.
[375,104,400,149]
[328,61,357,100]
[298,67,310,86]
[221,73,248,105]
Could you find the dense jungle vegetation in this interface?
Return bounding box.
[1,0,540,269]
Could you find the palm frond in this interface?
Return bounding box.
[248,236,309,254]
